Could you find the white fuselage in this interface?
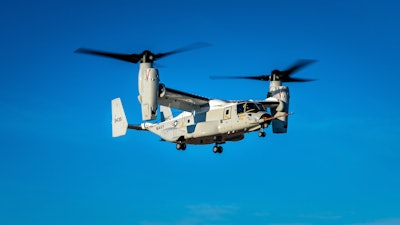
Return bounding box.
[143,100,269,145]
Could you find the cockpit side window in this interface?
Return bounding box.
[257,103,265,111]
[245,103,257,112]
[237,102,263,114]
[237,103,245,114]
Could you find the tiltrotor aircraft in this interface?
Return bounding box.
[76,43,315,153]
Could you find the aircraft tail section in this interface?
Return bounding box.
[160,105,173,121]
[111,98,128,137]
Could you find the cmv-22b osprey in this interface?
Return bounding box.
[76,43,315,154]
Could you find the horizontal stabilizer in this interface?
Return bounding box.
[128,124,146,131]
[112,98,128,137]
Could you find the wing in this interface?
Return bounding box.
[257,97,280,109]
[158,87,211,112]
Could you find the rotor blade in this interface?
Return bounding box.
[155,42,211,59]
[211,59,316,84]
[210,75,270,81]
[280,59,317,77]
[281,77,317,82]
[75,48,141,63]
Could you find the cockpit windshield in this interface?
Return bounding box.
[237,102,265,114]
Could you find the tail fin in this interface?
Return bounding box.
[160,105,173,121]
[111,98,128,137]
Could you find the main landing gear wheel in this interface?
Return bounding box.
[213,145,223,154]
[258,131,266,137]
[176,143,186,151]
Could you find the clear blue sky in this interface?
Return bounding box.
[1,0,399,225]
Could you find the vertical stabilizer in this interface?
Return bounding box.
[111,98,128,137]
[160,105,173,121]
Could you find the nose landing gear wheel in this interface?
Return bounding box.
[213,145,223,154]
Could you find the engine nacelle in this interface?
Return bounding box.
[159,83,166,98]
[269,85,290,133]
[138,68,159,121]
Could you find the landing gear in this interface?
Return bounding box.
[212,136,224,154]
[213,145,223,154]
[176,136,186,151]
[176,143,186,151]
[258,125,267,137]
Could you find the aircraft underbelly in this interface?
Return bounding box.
[185,132,245,145]
[184,120,247,145]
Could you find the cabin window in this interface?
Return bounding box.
[224,107,232,120]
